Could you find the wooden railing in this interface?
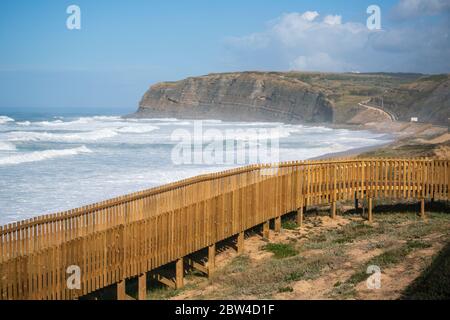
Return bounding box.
[0,158,448,300]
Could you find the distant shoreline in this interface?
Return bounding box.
[309,142,393,160]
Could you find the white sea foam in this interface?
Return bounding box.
[36,120,65,126]
[143,118,180,122]
[28,116,190,131]
[0,146,92,165]
[35,116,122,127]
[0,116,14,124]
[301,126,333,133]
[115,125,159,133]
[90,116,123,121]
[0,142,16,151]
[6,128,118,142]
[202,119,223,124]
[192,126,302,142]
[155,121,192,126]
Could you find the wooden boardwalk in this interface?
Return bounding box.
[0,158,449,300]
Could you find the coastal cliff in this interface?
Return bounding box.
[135,71,449,126]
[136,72,334,123]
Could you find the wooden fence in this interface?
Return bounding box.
[0,158,449,300]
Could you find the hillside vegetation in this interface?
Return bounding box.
[368,74,450,125]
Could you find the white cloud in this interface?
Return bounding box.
[223,6,450,74]
[301,11,320,21]
[290,53,350,71]
[225,11,370,72]
[323,15,342,25]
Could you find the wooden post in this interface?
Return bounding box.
[420,199,426,219]
[263,221,270,239]
[274,216,281,233]
[368,198,373,223]
[175,258,184,289]
[237,232,245,254]
[331,201,337,219]
[152,273,176,289]
[137,273,147,300]
[117,280,126,300]
[355,192,359,211]
[296,206,304,227]
[208,244,216,276]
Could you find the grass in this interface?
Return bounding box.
[360,143,439,158]
[406,240,432,250]
[209,254,333,298]
[305,221,376,250]
[278,286,294,293]
[283,258,330,282]
[263,243,298,259]
[223,254,251,274]
[147,283,198,300]
[281,220,298,230]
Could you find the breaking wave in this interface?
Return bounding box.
[0,142,16,151]
[6,129,119,142]
[0,116,14,125]
[0,146,92,166]
[115,125,159,133]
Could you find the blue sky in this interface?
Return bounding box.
[0,0,449,113]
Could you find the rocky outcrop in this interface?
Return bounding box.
[136,72,334,123]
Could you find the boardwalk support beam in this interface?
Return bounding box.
[421,199,426,219]
[186,258,208,275]
[368,198,373,223]
[175,258,184,289]
[117,280,126,300]
[237,232,245,254]
[274,216,281,233]
[138,273,147,300]
[208,244,216,276]
[152,273,176,289]
[263,221,270,240]
[297,206,304,227]
[331,201,337,219]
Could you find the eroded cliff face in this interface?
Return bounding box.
[136,72,334,123]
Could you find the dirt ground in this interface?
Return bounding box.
[147,205,450,300]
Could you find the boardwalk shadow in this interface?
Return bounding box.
[344,200,450,216]
[376,200,450,214]
[401,241,450,300]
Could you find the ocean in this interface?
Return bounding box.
[0,112,392,225]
